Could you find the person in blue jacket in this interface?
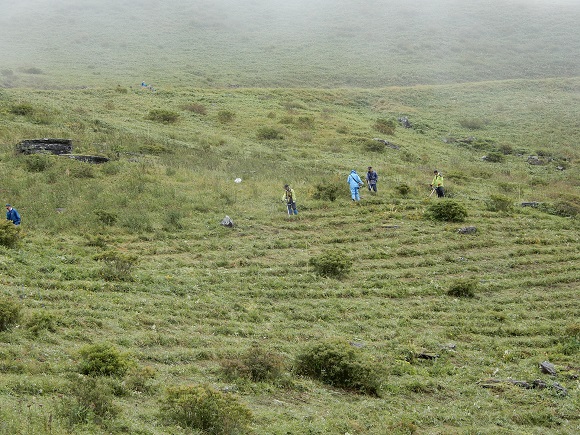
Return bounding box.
[6,204,20,225]
[347,170,364,202]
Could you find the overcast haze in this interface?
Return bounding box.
[1,0,579,88]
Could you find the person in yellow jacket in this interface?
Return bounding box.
[430,170,444,197]
[282,184,298,215]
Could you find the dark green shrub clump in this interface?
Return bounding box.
[257,126,284,140]
[94,250,139,281]
[485,151,505,163]
[0,220,21,248]
[373,118,397,135]
[25,310,57,335]
[217,110,235,123]
[24,154,51,172]
[0,297,21,331]
[78,343,131,377]
[309,249,351,278]
[363,139,385,152]
[485,194,513,212]
[10,103,34,116]
[426,199,468,222]
[395,183,411,196]
[220,344,285,382]
[146,109,179,123]
[295,340,384,396]
[312,181,341,201]
[160,384,252,434]
[56,375,120,428]
[459,118,485,130]
[447,278,478,298]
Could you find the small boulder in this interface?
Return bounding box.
[457,226,477,234]
[220,216,234,227]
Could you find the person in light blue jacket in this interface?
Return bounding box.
[347,170,364,201]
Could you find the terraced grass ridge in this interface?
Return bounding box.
[0,78,578,434]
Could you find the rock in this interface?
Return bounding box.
[416,352,439,360]
[521,202,539,207]
[539,361,556,375]
[552,382,568,396]
[63,154,109,164]
[397,116,412,128]
[527,156,547,165]
[556,166,565,171]
[17,138,72,155]
[220,216,234,227]
[372,138,400,150]
[457,226,477,234]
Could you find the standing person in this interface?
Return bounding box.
[282,184,298,215]
[6,204,21,225]
[347,169,364,202]
[366,166,378,192]
[430,170,444,197]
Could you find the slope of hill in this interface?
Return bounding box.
[0,78,578,433]
[1,0,580,88]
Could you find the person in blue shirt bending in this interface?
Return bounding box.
[6,204,21,225]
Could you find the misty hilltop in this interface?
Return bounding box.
[1,0,579,89]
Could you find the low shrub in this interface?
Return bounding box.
[373,118,396,135]
[78,343,131,377]
[257,126,284,140]
[56,375,120,428]
[25,310,57,335]
[309,249,351,278]
[363,139,385,152]
[447,278,478,298]
[10,103,34,116]
[124,365,157,394]
[484,151,505,163]
[24,154,51,172]
[217,110,235,123]
[395,183,411,196]
[0,220,21,248]
[295,339,384,396]
[95,210,117,226]
[538,200,580,218]
[312,181,341,201]
[94,250,139,281]
[459,118,485,130]
[0,297,21,331]
[160,384,252,434]
[426,199,468,222]
[485,194,513,212]
[146,109,179,123]
[182,103,207,115]
[220,344,285,382]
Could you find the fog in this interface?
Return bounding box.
[1,0,579,88]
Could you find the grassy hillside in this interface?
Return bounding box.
[1,0,580,89]
[0,78,578,433]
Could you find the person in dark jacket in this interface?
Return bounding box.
[366,166,378,192]
[6,204,21,225]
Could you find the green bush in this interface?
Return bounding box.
[485,194,513,212]
[220,344,285,382]
[78,343,131,377]
[24,154,51,172]
[538,200,580,218]
[0,297,21,331]
[459,118,485,130]
[295,339,383,396]
[10,103,34,116]
[312,181,341,202]
[309,249,351,278]
[94,250,139,281]
[0,220,21,248]
[373,118,396,135]
[146,109,179,123]
[182,103,207,114]
[485,151,505,162]
[56,375,120,428]
[395,183,411,196]
[95,210,117,226]
[160,384,253,434]
[447,278,478,298]
[257,126,284,140]
[124,365,157,394]
[426,199,468,222]
[25,310,57,335]
[217,110,235,123]
[363,139,385,152]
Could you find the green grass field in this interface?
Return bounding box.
[1,0,579,433]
